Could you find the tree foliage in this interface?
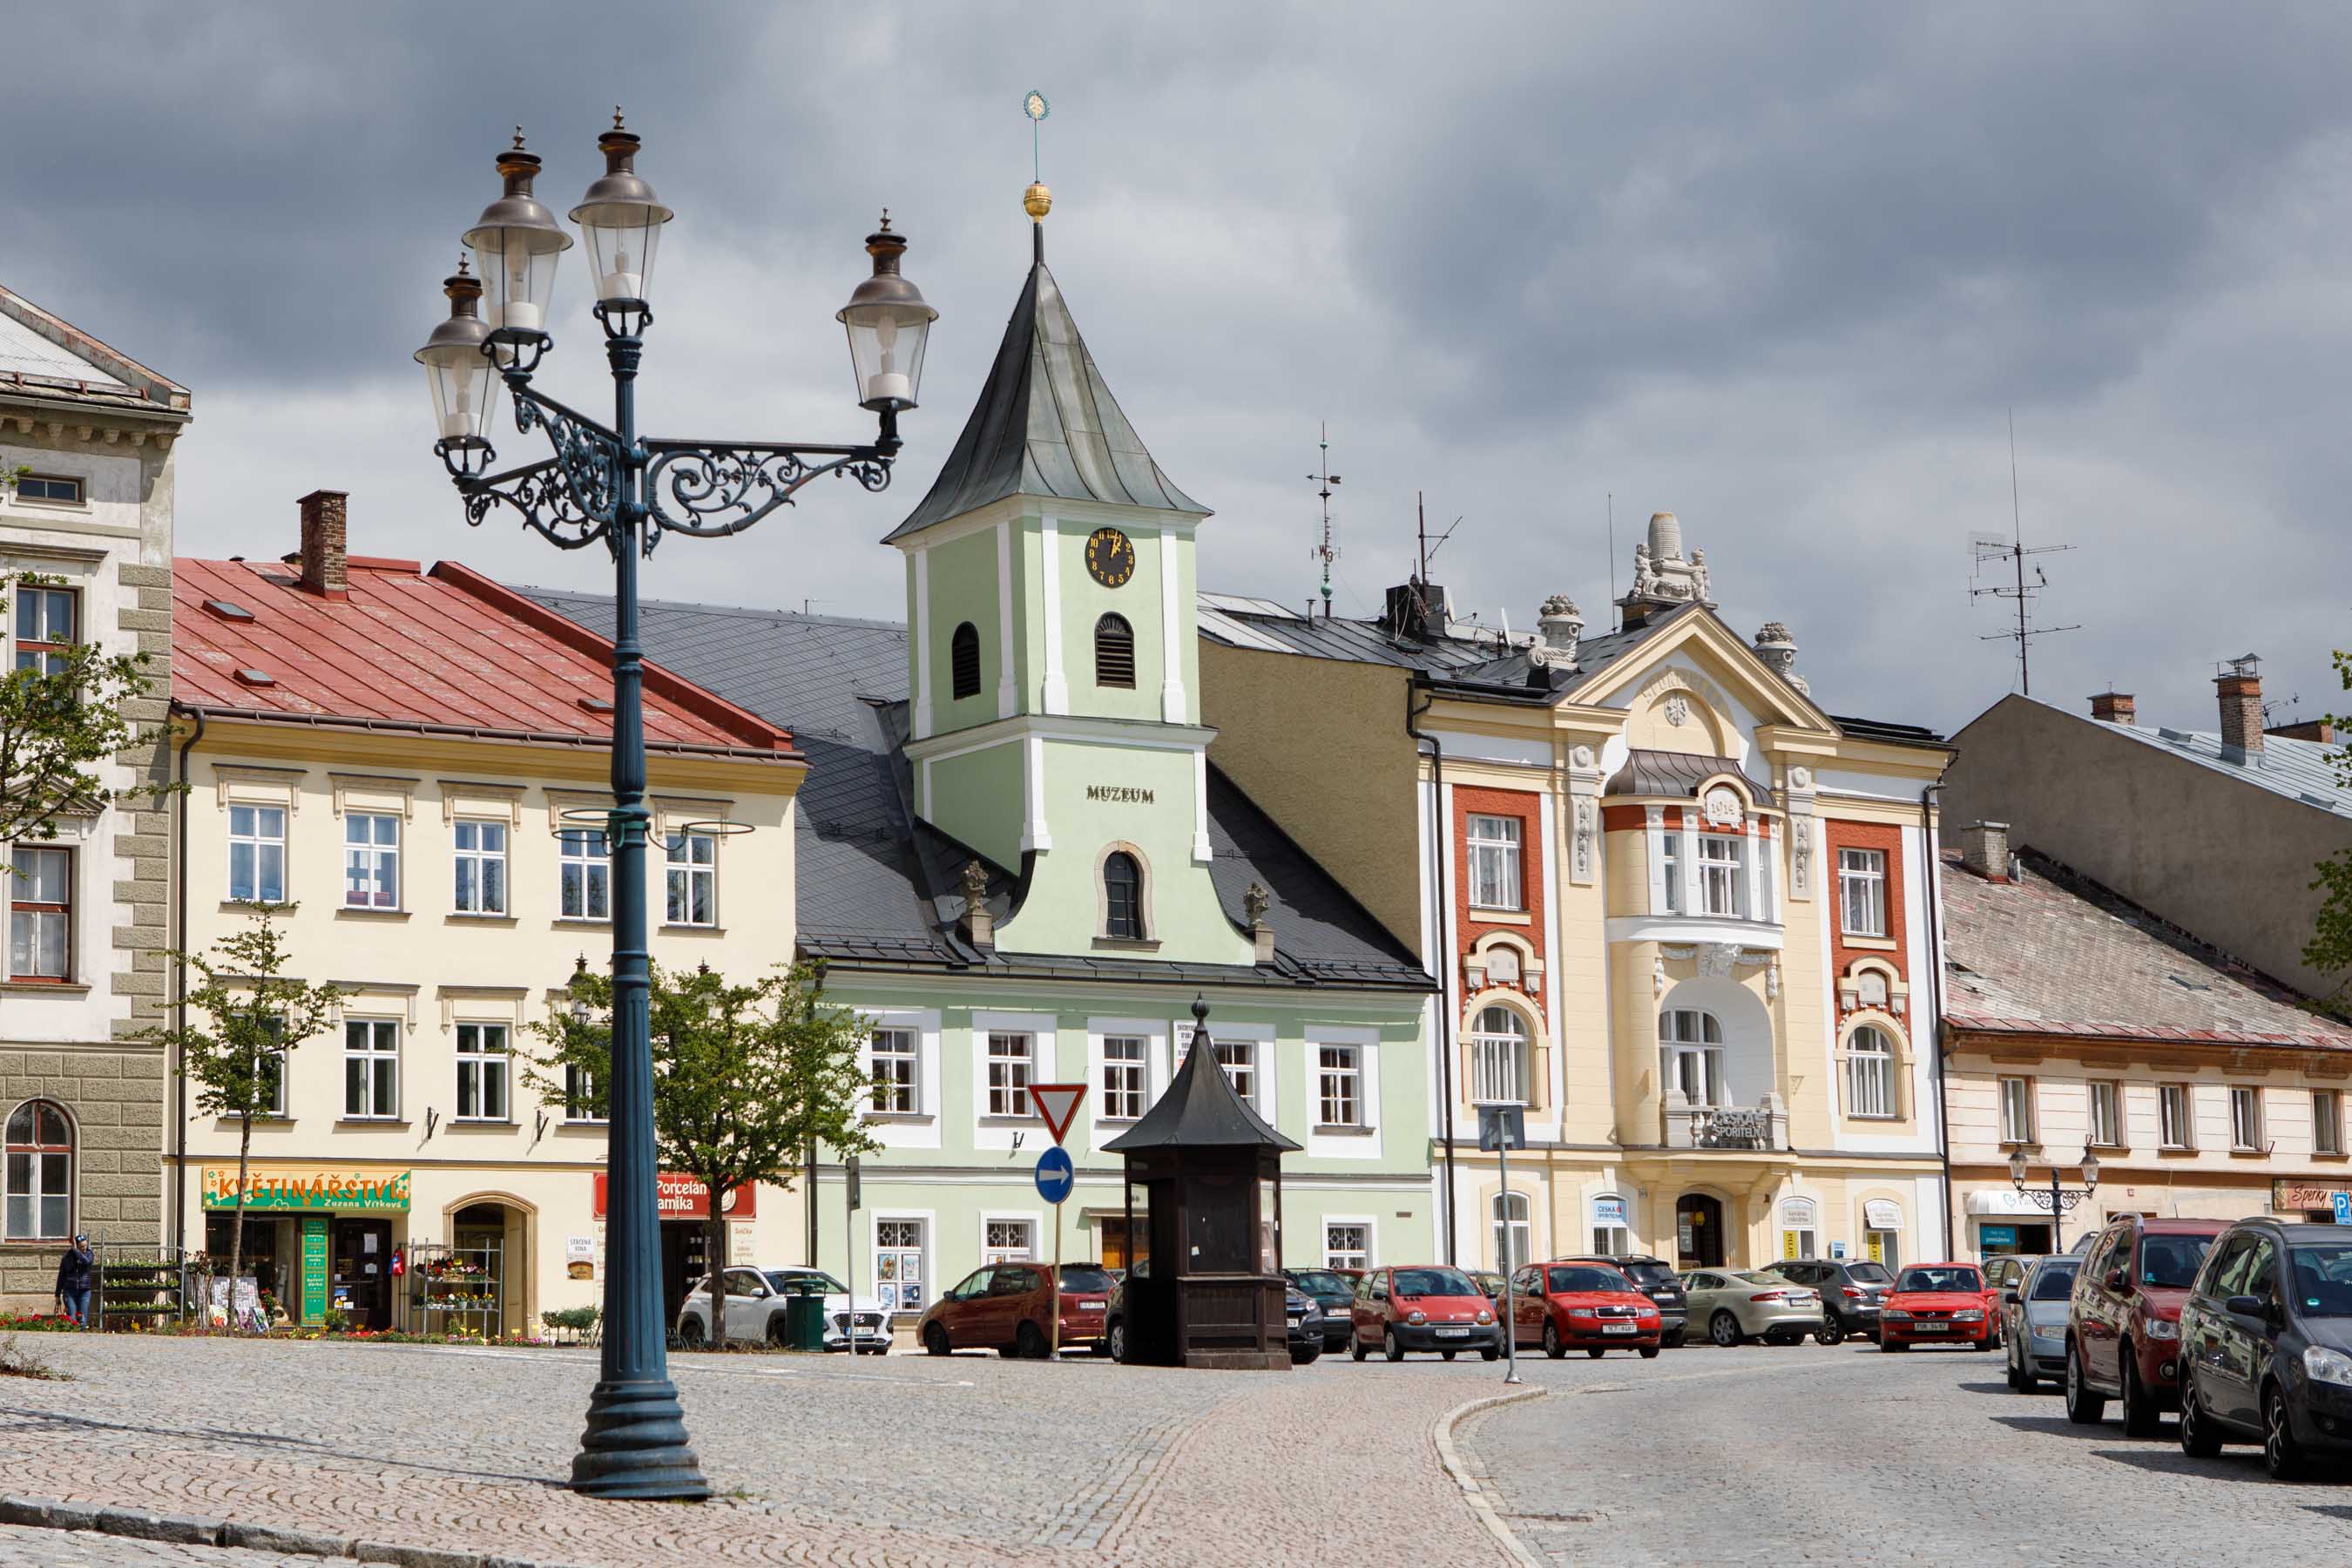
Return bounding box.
[524,959,877,1343]
[140,910,342,1329]
[0,567,177,848]
[2305,650,2352,1014]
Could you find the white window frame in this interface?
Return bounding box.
[1696,832,1745,917]
[1659,1008,1724,1106]
[984,1031,1033,1119]
[1316,1043,1362,1128]
[1098,1033,1149,1122]
[3,1098,75,1241]
[247,1018,288,1119]
[455,1022,510,1122]
[1323,1219,1372,1272]
[2158,1083,2193,1151]
[1659,829,1682,914]
[2088,1079,2124,1149]
[452,819,508,916]
[226,803,287,905]
[868,1026,921,1115]
[872,1213,931,1315]
[10,582,76,675]
[1590,1194,1632,1257]
[981,1213,1037,1266]
[1839,847,1887,937]
[563,1062,605,1124]
[2230,1086,2264,1152]
[342,1017,401,1120]
[1468,1005,1531,1108]
[2317,1089,2345,1158]
[1491,1191,1532,1274]
[1843,1025,1896,1119]
[342,811,401,910]
[1466,812,1524,911]
[664,829,717,927]
[7,844,73,982]
[1173,1019,1274,1119]
[1999,1076,2036,1145]
[558,827,611,921]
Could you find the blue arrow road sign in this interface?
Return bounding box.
[1035,1146,1075,1205]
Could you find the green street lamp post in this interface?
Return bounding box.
[416,114,936,1500]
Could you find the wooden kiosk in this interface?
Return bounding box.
[1105,998,1299,1369]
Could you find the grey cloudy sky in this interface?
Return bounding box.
[12,2,2351,734]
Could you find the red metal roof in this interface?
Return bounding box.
[172,557,795,757]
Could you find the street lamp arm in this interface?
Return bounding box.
[640,438,895,543]
[456,456,615,553]
[504,376,628,528]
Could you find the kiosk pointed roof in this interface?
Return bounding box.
[885,250,1205,542]
[1105,1000,1301,1152]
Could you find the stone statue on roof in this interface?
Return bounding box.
[1619,511,1716,622]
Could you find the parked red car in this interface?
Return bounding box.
[2065,1215,2227,1435]
[1879,1262,1998,1350]
[1348,1264,1502,1362]
[1510,1260,1663,1359]
[916,1261,1115,1358]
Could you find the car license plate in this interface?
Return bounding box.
[1603,1323,1637,1335]
[1076,1301,1101,1311]
[1915,1321,1948,1332]
[1436,1327,1470,1338]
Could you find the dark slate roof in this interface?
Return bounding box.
[1605,749,1769,798]
[1828,713,1949,747]
[1104,1002,1301,1152]
[885,260,1204,541]
[1941,848,2352,1050]
[517,585,1429,994]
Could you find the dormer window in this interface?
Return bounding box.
[950,622,981,700]
[1094,613,1135,688]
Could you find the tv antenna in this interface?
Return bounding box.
[1308,423,1341,618]
[1970,412,2078,693]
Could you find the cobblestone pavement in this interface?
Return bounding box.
[0,1523,335,1566]
[0,1334,1520,1565]
[1460,1340,2352,1566]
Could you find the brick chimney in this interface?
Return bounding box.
[297,490,349,598]
[2215,653,2263,766]
[1957,821,2010,882]
[2089,690,2136,726]
[2268,717,2336,745]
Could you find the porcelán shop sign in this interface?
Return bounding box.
[591,1172,755,1220]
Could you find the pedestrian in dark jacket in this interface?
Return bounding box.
[54,1234,93,1326]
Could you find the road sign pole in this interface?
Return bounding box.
[845,1155,859,1353]
[1499,1130,1520,1386]
[1051,1196,1064,1360]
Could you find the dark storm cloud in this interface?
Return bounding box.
[6,1,2349,735]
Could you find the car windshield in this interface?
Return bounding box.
[1549,1266,1631,1293]
[2289,1245,2352,1318]
[1058,1265,1114,1294]
[1290,1270,1350,1295]
[1613,1260,1677,1288]
[1896,1267,1981,1293]
[2139,1234,2213,1289]
[1843,1263,1894,1285]
[2029,1261,2081,1301]
[1393,1267,1478,1298]
[766,1271,847,1294]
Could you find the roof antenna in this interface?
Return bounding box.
[1022,90,1052,265]
[1308,423,1342,619]
[1970,409,2078,695]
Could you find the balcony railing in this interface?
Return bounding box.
[1662,1098,1788,1152]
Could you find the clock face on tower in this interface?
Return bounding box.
[1084,527,1136,589]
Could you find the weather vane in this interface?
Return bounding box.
[1022,90,1053,245]
[1024,89,1050,179]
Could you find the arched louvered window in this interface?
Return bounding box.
[1094,613,1135,688]
[1104,850,1143,939]
[950,622,981,700]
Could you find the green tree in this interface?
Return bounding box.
[1,565,177,850]
[140,910,342,1330]
[524,959,877,1345]
[2306,650,2352,1013]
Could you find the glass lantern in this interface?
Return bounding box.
[415,261,495,449]
[570,114,672,307]
[463,134,571,336]
[838,215,937,412]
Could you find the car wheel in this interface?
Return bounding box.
[1881,1338,1909,1351]
[1543,1321,1566,1361]
[1639,1345,1660,1360]
[923,1322,950,1357]
[1440,1348,1457,1362]
[1973,1328,1997,1352]
[1815,1314,1845,1348]
[2120,1344,2159,1437]
[1480,1345,1501,1362]
[1587,1347,1605,1360]
[2263,1386,2308,1482]
[767,1315,791,1349]
[1109,1321,1129,1364]
[677,1315,706,1348]
[2179,1374,2223,1457]
[2065,1342,2106,1425]
[1709,1310,1742,1348]
[1292,1347,1321,1366]
[1383,1327,1405,1362]
[1662,1328,1686,1349]
[1017,1321,1050,1361]
[1349,1328,1367,1362]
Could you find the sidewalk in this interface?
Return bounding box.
[0,1335,1511,1566]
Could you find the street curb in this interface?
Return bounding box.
[1432,1385,1548,1568]
[0,1493,591,1567]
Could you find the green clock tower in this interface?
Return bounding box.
[883,190,1252,964]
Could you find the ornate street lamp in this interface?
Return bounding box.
[421,115,934,1503]
[2008,1143,2101,1253]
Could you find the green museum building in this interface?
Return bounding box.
[528,214,1436,1318]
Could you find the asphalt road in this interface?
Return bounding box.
[1461,1338,2352,1565]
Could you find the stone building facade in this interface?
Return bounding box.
[1,285,190,1309]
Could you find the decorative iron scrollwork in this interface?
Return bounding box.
[459,458,613,553]
[642,439,894,541]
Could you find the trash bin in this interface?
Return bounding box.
[781,1281,828,1351]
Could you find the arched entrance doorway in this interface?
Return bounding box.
[442,1195,535,1338]
[1675,1193,1726,1269]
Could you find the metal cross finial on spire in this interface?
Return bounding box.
[1308,423,1342,618]
[1022,90,1053,261]
[512,125,527,151]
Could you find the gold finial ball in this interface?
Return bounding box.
[1024,180,1053,221]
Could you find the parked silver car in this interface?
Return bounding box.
[1680,1268,1824,1347]
[2001,1254,2079,1391]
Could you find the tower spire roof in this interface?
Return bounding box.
[884,248,1206,543]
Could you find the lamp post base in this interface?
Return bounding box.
[570,1377,712,1500]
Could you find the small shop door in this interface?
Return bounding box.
[1676,1195,1725,1269]
[330,1219,395,1330]
[1098,1216,1132,1270]
[661,1221,710,1327]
